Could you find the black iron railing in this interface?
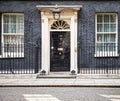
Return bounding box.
[0,45,120,74]
[0,44,40,74]
[79,45,120,74]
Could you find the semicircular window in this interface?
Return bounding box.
[51,20,70,30]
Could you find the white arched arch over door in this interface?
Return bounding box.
[50,20,70,30]
[36,5,82,74]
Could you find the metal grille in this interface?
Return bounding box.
[0,45,39,74]
[78,45,120,74]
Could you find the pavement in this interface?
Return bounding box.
[0,74,120,87]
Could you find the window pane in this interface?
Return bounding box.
[18,15,23,23]
[97,24,103,32]
[104,24,109,32]
[18,44,24,53]
[10,15,16,33]
[96,43,104,51]
[16,15,24,33]
[4,44,9,53]
[104,15,109,23]
[97,34,103,42]
[97,15,102,23]
[4,35,10,44]
[104,43,116,52]
[104,34,110,42]
[3,14,24,34]
[110,34,116,42]
[110,43,116,51]
[98,34,116,43]
[3,15,16,33]
[110,24,116,32]
[110,14,116,23]
[4,35,24,53]
[4,15,9,23]
[3,15,9,33]
[104,43,109,52]
[96,43,116,52]
[4,23,8,33]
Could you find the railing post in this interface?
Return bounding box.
[77,41,80,73]
[35,46,39,73]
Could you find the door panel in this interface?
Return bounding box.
[50,31,70,71]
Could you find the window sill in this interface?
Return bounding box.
[0,53,24,58]
[0,55,24,58]
[94,53,119,57]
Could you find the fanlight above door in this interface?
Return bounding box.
[51,20,70,30]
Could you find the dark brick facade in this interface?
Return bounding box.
[0,0,120,73]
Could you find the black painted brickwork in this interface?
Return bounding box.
[0,0,120,73]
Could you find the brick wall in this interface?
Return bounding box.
[0,0,120,73]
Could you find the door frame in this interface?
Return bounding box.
[37,5,81,74]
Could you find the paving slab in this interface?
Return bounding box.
[0,74,120,87]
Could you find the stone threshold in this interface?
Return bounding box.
[37,72,77,78]
[36,75,76,79]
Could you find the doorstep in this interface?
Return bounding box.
[37,72,77,78]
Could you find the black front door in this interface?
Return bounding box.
[50,31,70,71]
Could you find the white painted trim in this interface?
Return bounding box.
[74,13,78,74]
[0,53,24,58]
[36,5,82,11]
[40,10,78,74]
[2,13,24,16]
[94,52,119,57]
[50,30,71,32]
[70,16,74,72]
[116,13,118,56]
[41,15,50,73]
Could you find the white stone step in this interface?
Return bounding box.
[37,72,76,78]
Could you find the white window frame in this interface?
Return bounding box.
[1,13,24,58]
[95,13,119,57]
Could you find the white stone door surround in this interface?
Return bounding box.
[36,5,82,74]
